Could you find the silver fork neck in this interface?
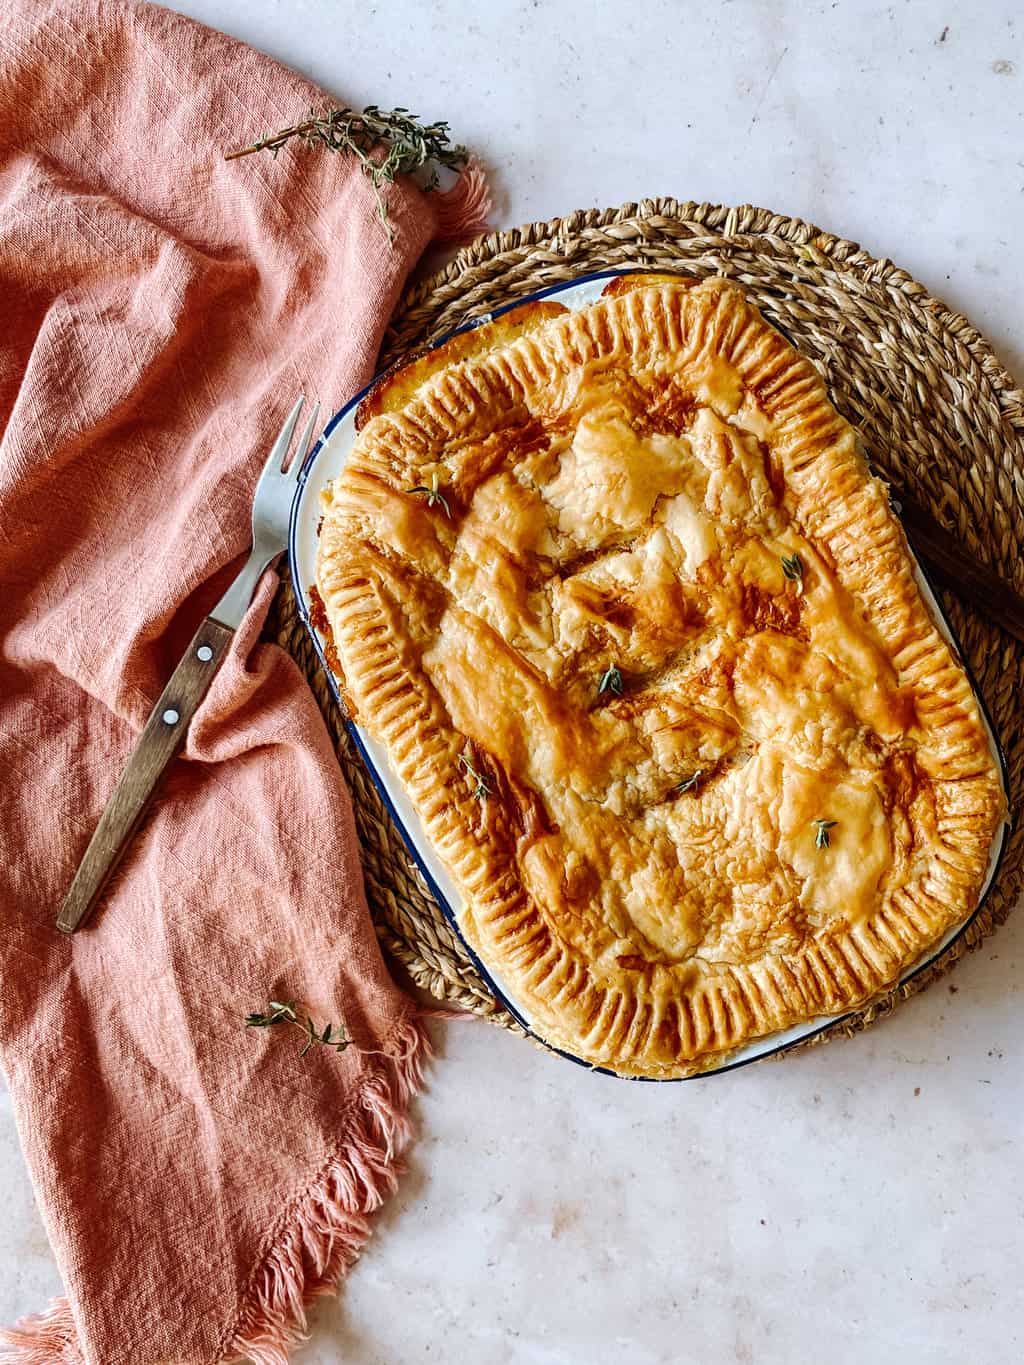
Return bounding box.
[209,548,281,630]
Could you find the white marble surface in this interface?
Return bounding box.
[4,1,1024,1361]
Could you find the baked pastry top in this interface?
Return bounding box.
[316,274,1005,1077]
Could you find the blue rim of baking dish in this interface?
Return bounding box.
[288,265,1012,1082]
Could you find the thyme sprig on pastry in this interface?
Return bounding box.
[781,552,804,582]
[813,818,838,849]
[597,664,624,696]
[459,747,492,801]
[406,471,451,517]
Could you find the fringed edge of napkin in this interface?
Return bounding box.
[226,1016,431,1365]
[432,159,493,244]
[0,1300,81,1365]
[0,1017,432,1365]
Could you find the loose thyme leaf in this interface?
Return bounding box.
[406,471,451,517]
[813,818,838,849]
[781,552,804,582]
[673,770,703,795]
[458,746,492,801]
[246,1001,299,1028]
[598,665,624,697]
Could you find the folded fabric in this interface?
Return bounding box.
[0,2,488,1361]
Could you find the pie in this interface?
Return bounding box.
[315,273,1005,1077]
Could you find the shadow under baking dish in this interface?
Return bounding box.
[289,267,1011,1082]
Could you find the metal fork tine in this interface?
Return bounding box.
[290,400,320,483]
[267,394,305,474]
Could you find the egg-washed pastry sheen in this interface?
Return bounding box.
[315,274,1005,1077]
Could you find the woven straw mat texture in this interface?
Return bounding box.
[268,197,1024,1056]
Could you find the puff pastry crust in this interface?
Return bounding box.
[316,275,1005,1077]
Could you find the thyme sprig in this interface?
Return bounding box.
[406,471,451,517]
[781,552,804,582]
[813,818,838,849]
[245,1001,351,1058]
[598,665,624,697]
[224,105,469,240]
[459,746,492,801]
[673,770,703,795]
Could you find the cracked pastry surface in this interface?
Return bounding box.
[316,274,1005,1077]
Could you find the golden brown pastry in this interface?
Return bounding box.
[316,274,1005,1077]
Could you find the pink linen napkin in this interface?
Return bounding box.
[0,2,488,1361]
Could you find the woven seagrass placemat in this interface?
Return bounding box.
[268,198,1024,1055]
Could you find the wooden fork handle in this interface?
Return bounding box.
[56,616,235,934]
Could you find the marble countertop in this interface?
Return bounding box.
[4,3,1023,1361]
